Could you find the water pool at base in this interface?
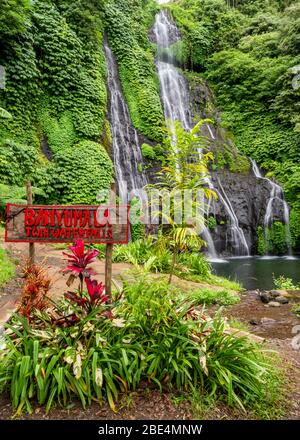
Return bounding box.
[211,256,300,290]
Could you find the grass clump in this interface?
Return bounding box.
[0,271,284,416]
[187,288,240,306]
[0,246,15,287]
[291,304,300,318]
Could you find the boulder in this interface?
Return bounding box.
[275,296,289,304]
[260,291,271,304]
[269,290,281,298]
[261,317,276,324]
[268,301,281,307]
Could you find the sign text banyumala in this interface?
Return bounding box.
[5,204,129,244]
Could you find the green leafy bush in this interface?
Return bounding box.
[113,237,173,273]
[273,275,300,290]
[47,141,113,205]
[0,140,41,186]
[290,208,300,251]
[207,216,217,230]
[0,246,15,287]
[0,271,281,415]
[104,0,164,141]
[187,288,240,306]
[141,143,156,160]
[177,252,212,279]
[257,222,291,255]
[257,226,267,255]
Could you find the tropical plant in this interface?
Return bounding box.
[0,246,15,287]
[177,252,212,279]
[62,239,99,287]
[273,275,300,290]
[62,239,109,316]
[19,262,51,320]
[147,119,216,283]
[187,288,240,306]
[0,269,282,415]
[65,277,108,313]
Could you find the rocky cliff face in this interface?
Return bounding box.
[188,73,287,256]
[210,171,270,255]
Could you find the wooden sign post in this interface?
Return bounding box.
[26,181,35,265]
[5,204,130,296]
[105,243,113,299]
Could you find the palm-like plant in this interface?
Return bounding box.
[147,119,216,283]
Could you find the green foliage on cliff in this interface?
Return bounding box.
[0,0,162,204]
[169,0,300,248]
[290,208,300,249]
[257,226,267,255]
[0,139,44,186]
[257,221,291,255]
[47,141,113,205]
[0,0,114,203]
[104,0,164,141]
[0,0,30,38]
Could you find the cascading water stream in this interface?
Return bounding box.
[152,8,249,257]
[152,10,217,258]
[152,11,191,131]
[104,41,148,204]
[250,159,292,255]
[216,179,249,256]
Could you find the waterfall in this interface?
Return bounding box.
[152,11,191,131]
[104,41,148,204]
[216,179,249,256]
[152,9,250,257]
[152,10,218,258]
[251,159,292,254]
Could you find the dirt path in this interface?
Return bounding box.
[221,290,300,419]
[0,236,131,323]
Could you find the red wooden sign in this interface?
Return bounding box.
[5,204,129,244]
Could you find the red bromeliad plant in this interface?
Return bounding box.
[19,262,51,320]
[62,239,109,315]
[65,278,108,313]
[63,239,99,289]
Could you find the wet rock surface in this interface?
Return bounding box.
[257,289,290,305]
[188,76,289,256]
[225,290,299,340]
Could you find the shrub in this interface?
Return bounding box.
[290,208,300,251]
[257,222,291,255]
[0,247,15,287]
[47,141,113,205]
[141,143,156,160]
[0,269,282,415]
[112,237,173,273]
[273,275,300,290]
[257,226,267,255]
[207,216,217,230]
[177,252,212,279]
[19,263,51,320]
[0,140,41,186]
[188,288,240,306]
